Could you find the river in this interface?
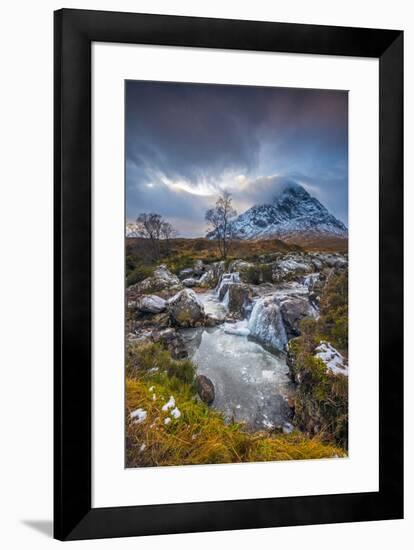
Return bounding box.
[181,290,295,432]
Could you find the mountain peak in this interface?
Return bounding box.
[208,181,347,241]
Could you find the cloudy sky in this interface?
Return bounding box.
[126,80,348,237]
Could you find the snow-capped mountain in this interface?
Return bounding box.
[208,181,347,241]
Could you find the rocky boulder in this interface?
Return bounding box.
[168,289,205,327]
[128,265,182,299]
[198,270,216,288]
[225,283,252,317]
[278,295,317,340]
[151,328,188,359]
[136,294,167,314]
[182,277,199,288]
[271,254,314,283]
[127,327,187,360]
[153,265,181,286]
[178,267,194,280]
[228,259,256,282]
[196,374,215,404]
[193,259,204,275]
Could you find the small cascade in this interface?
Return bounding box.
[216,272,241,302]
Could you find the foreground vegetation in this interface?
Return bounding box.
[288,271,349,448]
[126,342,345,467]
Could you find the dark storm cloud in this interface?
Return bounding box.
[125,81,348,236]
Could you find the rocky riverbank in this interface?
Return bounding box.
[126,249,348,446]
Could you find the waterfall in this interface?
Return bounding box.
[216,272,241,301]
[248,296,288,352]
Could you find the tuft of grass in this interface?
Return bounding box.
[125,342,345,468]
[126,264,154,287]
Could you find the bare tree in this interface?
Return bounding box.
[205,191,237,260]
[135,212,163,258]
[135,213,178,259]
[160,221,178,255]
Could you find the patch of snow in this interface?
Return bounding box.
[315,342,348,376]
[263,419,274,429]
[130,408,147,424]
[282,422,294,434]
[302,272,320,288]
[162,396,176,411]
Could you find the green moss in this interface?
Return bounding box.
[126,265,154,287]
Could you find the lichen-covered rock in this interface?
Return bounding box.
[198,270,216,288]
[193,259,204,275]
[196,374,215,404]
[128,265,182,299]
[168,289,205,327]
[151,328,188,359]
[136,295,167,314]
[271,254,314,283]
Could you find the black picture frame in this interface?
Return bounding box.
[54,8,403,541]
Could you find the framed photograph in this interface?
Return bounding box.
[54,9,403,540]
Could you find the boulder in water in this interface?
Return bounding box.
[279,295,317,339]
[196,374,215,404]
[168,288,205,327]
[225,283,252,317]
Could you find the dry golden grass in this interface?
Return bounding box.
[125,370,346,468]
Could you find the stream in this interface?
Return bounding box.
[181,290,295,432]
